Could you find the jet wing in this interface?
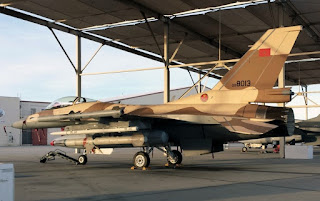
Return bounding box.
[35,109,123,122]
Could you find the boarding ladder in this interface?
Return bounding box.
[40,149,79,165]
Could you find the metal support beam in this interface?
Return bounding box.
[198,73,202,93]
[278,3,285,104]
[289,105,320,108]
[141,11,164,62]
[169,37,185,63]
[164,19,170,103]
[305,85,308,119]
[279,137,285,158]
[76,35,81,99]
[0,6,165,64]
[278,65,285,159]
[82,43,104,72]
[278,2,284,27]
[48,28,76,72]
[179,66,218,99]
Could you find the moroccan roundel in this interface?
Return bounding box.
[200,93,208,102]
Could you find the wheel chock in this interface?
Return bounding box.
[165,163,183,168]
[175,164,183,168]
[130,166,150,170]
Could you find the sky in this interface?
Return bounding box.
[0,13,319,120]
[0,14,213,102]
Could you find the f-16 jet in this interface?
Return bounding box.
[13,26,301,168]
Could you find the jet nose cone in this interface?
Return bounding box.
[50,140,55,146]
[12,120,25,129]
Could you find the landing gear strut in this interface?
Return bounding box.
[155,145,183,166]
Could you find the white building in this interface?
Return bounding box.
[0,96,20,146]
[0,97,60,146]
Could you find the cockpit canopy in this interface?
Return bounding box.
[46,96,96,110]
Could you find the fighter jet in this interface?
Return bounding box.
[296,114,320,133]
[13,26,301,168]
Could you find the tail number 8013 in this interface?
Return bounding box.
[232,80,251,87]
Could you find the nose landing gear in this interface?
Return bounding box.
[133,151,150,168]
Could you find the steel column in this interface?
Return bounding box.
[198,73,202,93]
[305,85,308,120]
[164,19,170,103]
[278,66,285,102]
[278,3,284,27]
[76,35,81,99]
[278,65,285,158]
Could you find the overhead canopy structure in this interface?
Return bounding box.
[1,0,320,87]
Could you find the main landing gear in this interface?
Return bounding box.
[132,146,183,169]
[168,150,182,165]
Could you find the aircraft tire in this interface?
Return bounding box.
[241,147,248,152]
[78,155,88,165]
[40,158,47,163]
[133,151,150,168]
[168,150,183,165]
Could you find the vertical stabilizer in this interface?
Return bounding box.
[213,26,302,90]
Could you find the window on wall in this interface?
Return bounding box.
[31,108,36,114]
[22,129,32,144]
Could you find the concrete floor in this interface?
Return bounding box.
[1,145,320,201]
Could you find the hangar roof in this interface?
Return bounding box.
[1,0,320,86]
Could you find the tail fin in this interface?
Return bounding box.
[213,26,302,90]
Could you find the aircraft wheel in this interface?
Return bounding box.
[133,151,150,168]
[168,150,183,165]
[78,155,87,165]
[241,147,248,152]
[40,158,47,163]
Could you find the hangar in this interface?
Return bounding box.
[1,2,320,201]
[0,0,319,157]
[0,0,320,159]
